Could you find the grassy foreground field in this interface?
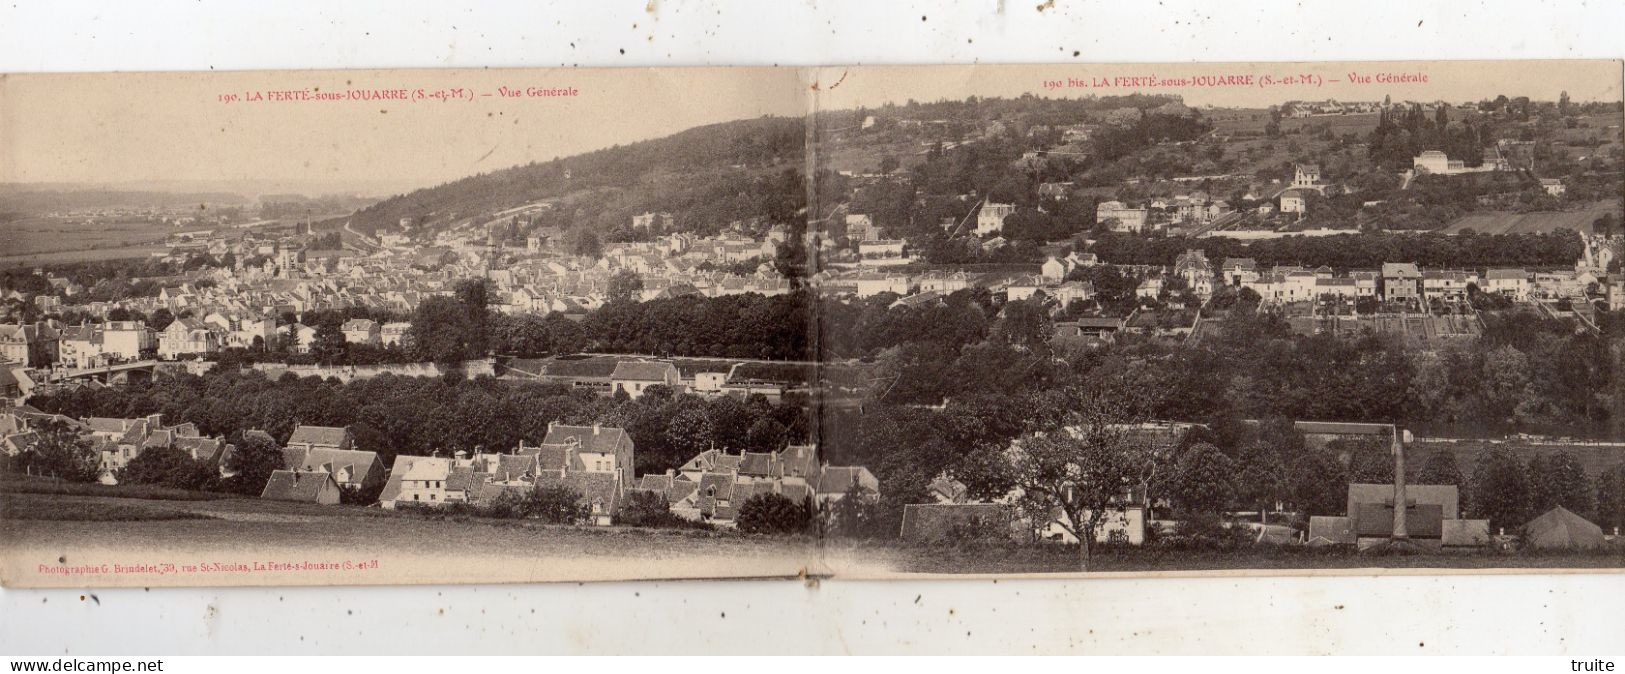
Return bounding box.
[1442,200,1621,235]
[3,485,1621,586]
[0,488,822,587]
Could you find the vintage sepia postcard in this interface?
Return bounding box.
[0,60,1622,588]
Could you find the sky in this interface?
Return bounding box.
[0,67,808,195]
[3,60,1619,196]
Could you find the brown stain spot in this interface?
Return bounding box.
[810,70,849,92]
[1036,0,1055,10]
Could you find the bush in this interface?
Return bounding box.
[736,493,812,535]
[529,485,588,523]
[339,480,387,506]
[939,513,1015,546]
[482,488,533,519]
[823,492,903,539]
[617,490,709,529]
[1154,512,1256,551]
[119,448,219,491]
[9,423,100,483]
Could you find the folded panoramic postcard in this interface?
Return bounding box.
[0,60,1622,587]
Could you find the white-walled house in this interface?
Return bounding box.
[1484,269,1530,301]
[157,318,219,360]
[379,456,453,509]
[975,202,1016,235]
[340,319,380,346]
[381,322,411,347]
[609,361,680,399]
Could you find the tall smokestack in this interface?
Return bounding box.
[1392,426,1408,541]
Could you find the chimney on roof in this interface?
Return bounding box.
[592,423,601,435]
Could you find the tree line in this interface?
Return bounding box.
[1089,229,1585,270]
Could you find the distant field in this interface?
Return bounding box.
[0,216,172,257]
[1208,108,1272,134]
[1210,110,1381,137]
[0,214,339,268]
[823,137,934,176]
[1442,201,1622,235]
[1282,112,1382,135]
[0,245,169,268]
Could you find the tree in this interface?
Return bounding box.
[311,318,348,365]
[1341,437,1396,484]
[1165,442,1236,515]
[406,281,490,363]
[736,493,812,535]
[572,229,603,258]
[1232,439,1288,520]
[1468,448,1531,533]
[454,278,491,358]
[990,298,1052,351]
[664,407,715,455]
[531,486,585,522]
[1414,450,1464,486]
[823,486,898,539]
[120,447,217,491]
[744,417,790,452]
[640,383,675,404]
[1596,463,1625,535]
[1002,371,1160,570]
[1287,448,1348,516]
[13,422,99,482]
[224,432,285,496]
[617,490,671,526]
[606,270,644,305]
[1528,451,1594,519]
[616,490,701,528]
[338,480,386,506]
